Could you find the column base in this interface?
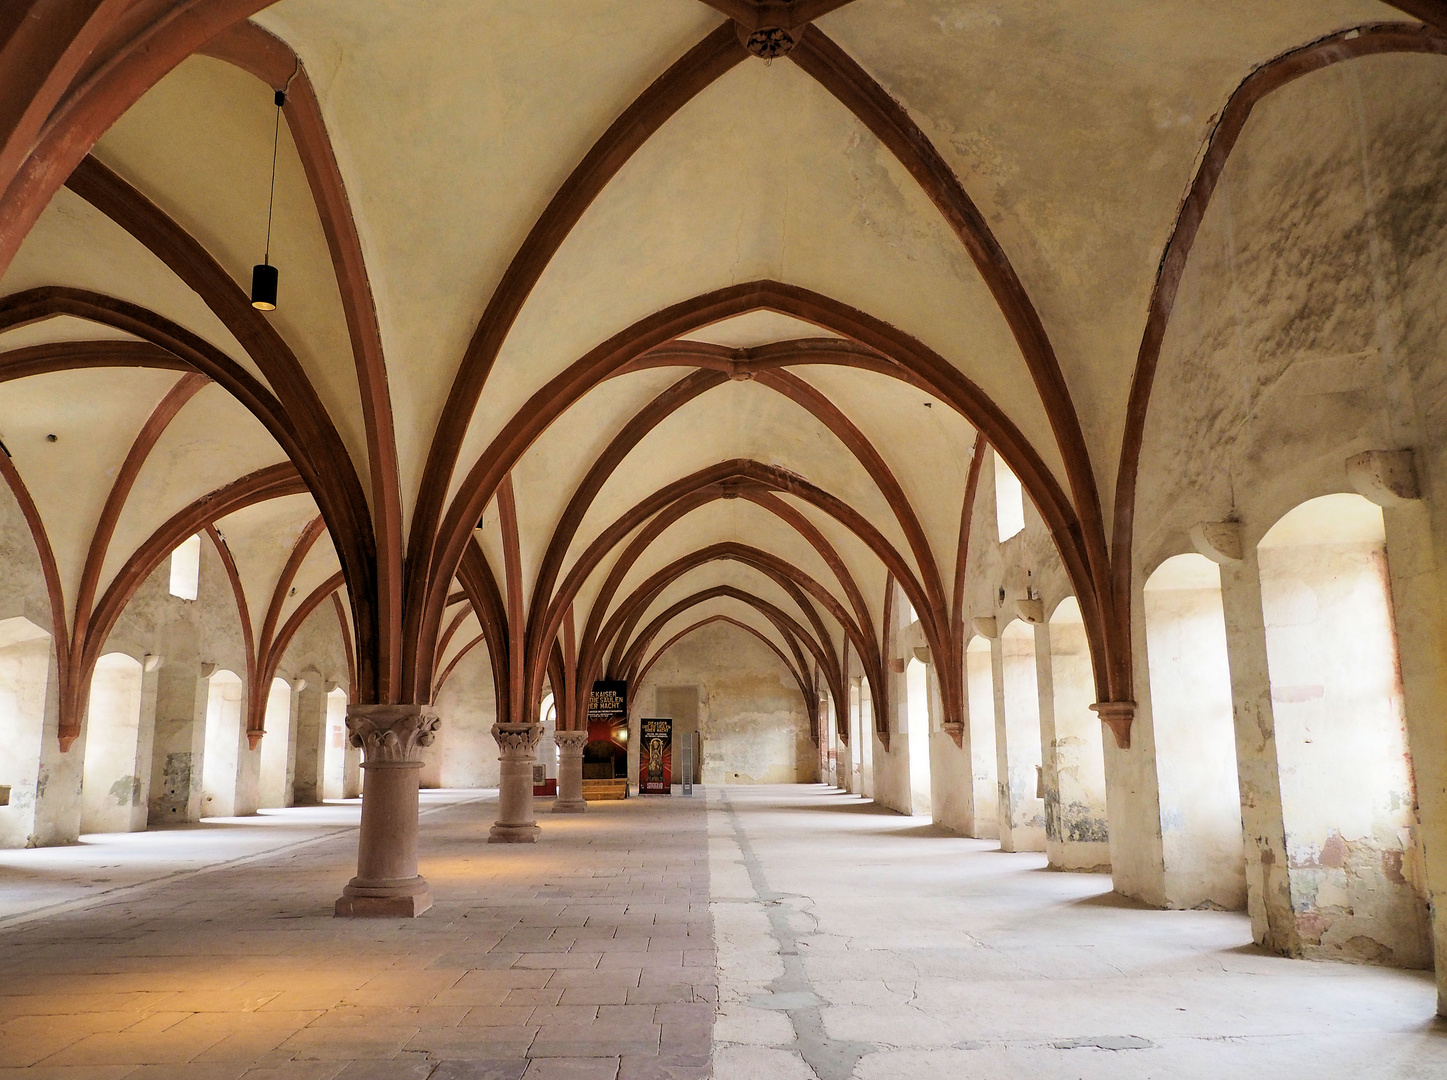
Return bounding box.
[551,798,587,813]
[334,876,433,918]
[488,822,542,843]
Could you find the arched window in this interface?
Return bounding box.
[995,453,1025,542]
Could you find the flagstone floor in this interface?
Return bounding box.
[1,784,1445,1080]
[0,790,712,1080]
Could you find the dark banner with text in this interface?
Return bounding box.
[640,717,672,794]
[587,680,628,780]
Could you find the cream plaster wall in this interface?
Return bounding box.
[634,621,812,787]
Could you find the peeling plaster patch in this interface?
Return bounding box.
[107,775,141,807]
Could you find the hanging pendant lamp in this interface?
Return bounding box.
[250,89,285,311]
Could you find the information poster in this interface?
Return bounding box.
[640,717,672,794]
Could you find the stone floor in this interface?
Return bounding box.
[710,785,1447,1080]
[0,790,712,1079]
[1,784,1445,1079]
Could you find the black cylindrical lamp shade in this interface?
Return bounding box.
[250,262,278,310]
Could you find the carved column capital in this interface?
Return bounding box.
[492,722,543,759]
[554,730,590,753]
[942,720,965,748]
[347,704,440,765]
[1090,701,1136,750]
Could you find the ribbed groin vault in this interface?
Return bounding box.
[4,0,1447,1044]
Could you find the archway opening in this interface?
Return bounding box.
[965,636,998,840]
[1258,493,1429,965]
[833,686,845,787]
[81,653,146,835]
[322,687,349,800]
[1144,553,1245,909]
[859,676,875,798]
[1044,598,1109,870]
[998,620,1045,852]
[202,670,244,817]
[535,691,558,796]
[849,677,863,795]
[905,657,932,816]
[258,678,294,809]
[0,618,52,848]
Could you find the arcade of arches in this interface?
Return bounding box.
[3,0,1447,1075]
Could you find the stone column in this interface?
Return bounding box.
[490,722,542,842]
[552,729,589,813]
[334,704,440,917]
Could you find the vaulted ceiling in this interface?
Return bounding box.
[0,0,1440,746]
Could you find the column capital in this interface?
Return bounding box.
[492,722,543,757]
[347,704,440,764]
[554,729,590,751]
